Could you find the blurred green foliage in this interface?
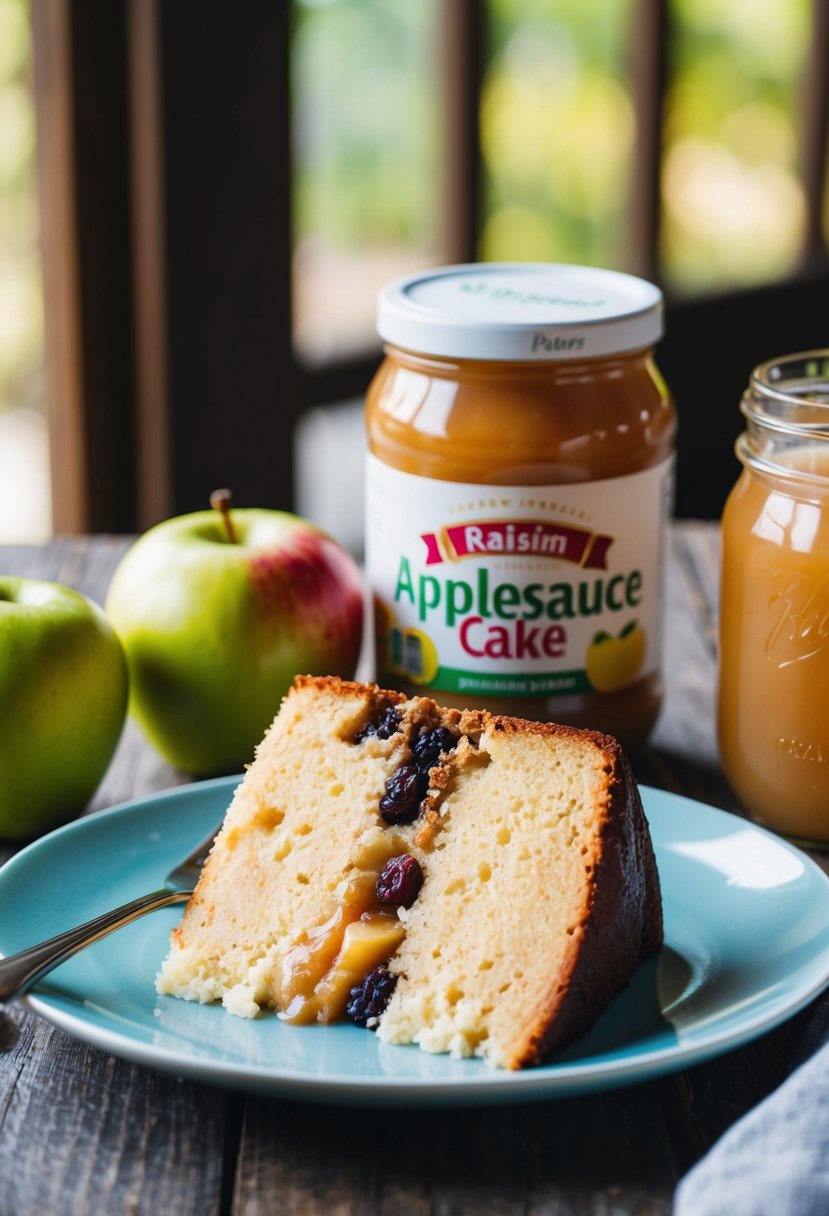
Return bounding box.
[293,0,813,359]
[482,0,635,268]
[292,0,442,359]
[662,0,809,291]
[0,1,814,382]
[292,0,441,252]
[483,0,810,290]
[0,0,42,417]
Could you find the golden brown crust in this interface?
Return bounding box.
[182,674,662,1068]
[510,744,662,1068]
[291,673,406,703]
[292,675,663,1070]
[293,676,630,756]
[480,709,621,753]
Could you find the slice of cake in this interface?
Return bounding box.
[156,675,662,1069]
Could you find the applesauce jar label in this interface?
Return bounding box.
[366,454,673,698]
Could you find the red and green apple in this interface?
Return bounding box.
[105,493,364,775]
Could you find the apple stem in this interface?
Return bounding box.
[210,488,238,544]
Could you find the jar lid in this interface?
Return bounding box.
[376,262,663,360]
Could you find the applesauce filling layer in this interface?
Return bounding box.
[272,716,473,1026]
[272,838,408,1025]
[156,681,483,1028]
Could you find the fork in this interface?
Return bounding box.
[0,821,219,1003]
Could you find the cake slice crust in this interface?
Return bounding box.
[378,714,660,1068]
[156,676,662,1067]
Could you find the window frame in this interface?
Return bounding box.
[30,0,829,532]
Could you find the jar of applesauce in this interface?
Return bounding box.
[364,263,676,750]
[719,350,829,845]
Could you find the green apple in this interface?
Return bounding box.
[105,494,364,775]
[0,578,128,839]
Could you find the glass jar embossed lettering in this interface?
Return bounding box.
[719,351,829,845]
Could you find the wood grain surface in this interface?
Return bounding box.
[0,529,820,1215]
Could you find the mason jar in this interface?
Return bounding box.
[719,350,829,845]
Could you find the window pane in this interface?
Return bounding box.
[0,0,48,541]
[662,0,810,293]
[481,0,635,268]
[292,0,444,364]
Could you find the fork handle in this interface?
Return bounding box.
[0,888,191,1003]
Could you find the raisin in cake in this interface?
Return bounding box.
[156,675,662,1069]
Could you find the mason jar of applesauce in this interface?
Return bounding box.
[719,350,829,845]
[364,263,676,750]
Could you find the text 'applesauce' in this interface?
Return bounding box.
[364,263,676,749]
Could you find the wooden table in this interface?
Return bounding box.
[0,525,821,1215]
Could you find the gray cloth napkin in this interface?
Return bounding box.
[674,1001,829,1216]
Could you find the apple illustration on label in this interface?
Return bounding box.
[105,490,364,775]
[585,620,646,693]
[0,578,128,839]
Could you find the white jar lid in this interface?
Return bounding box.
[376,262,663,361]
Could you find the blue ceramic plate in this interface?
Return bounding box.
[2,779,829,1107]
